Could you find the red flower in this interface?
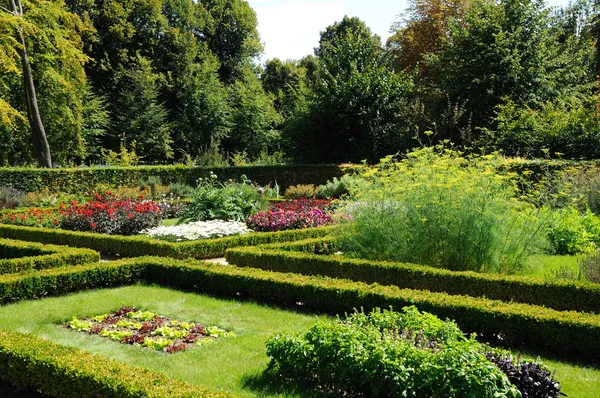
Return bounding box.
[127,213,133,219]
[90,222,97,228]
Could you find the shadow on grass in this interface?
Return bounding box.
[242,370,336,398]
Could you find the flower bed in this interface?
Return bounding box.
[0,208,58,228]
[60,192,162,235]
[246,199,334,232]
[65,306,233,354]
[143,220,252,241]
[0,191,164,236]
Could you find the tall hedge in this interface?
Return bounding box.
[0,165,345,193]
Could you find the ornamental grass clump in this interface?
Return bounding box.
[266,307,530,397]
[335,146,550,273]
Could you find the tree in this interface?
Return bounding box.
[284,17,416,163]
[1,0,88,167]
[225,68,282,158]
[202,0,262,81]
[386,0,474,77]
[115,57,173,161]
[432,0,594,134]
[261,58,309,121]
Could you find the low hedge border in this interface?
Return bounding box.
[0,257,600,361]
[0,224,334,258]
[223,239,600,314]
[0,329,232,398]
[0,164,346,194]
[0,238,99,274]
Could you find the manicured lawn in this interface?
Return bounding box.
[521,254,581,280]
[0,284,597,397]
[0,285,326,397]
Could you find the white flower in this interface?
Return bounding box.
[142,220,253,241]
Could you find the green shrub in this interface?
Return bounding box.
[225,242,600,314]
[481,98,600,159]
[546,207,600,255]
[0,239,99,274]
[167,182,193,198]
[0,223,334,259]
[181,172,268,222]
[0,165,344,195]
[579,251,600,283]
[315,175,357,199]
[283,184,319,199]
[0,329,230,397]
[0,187,24,210]
[1,255,600,360]
[266,307,521,397]
[335,148,551,273]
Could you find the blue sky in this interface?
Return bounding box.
[248,0,572,61]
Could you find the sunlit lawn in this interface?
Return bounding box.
[0,284,597,397]
[0,285,325,397]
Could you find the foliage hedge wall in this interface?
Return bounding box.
[224,239,600,314]
[1,256,600,361]
[0,165,345,193]
[0,238,99,274]
[0,224,334,259]
[0,329,232,397]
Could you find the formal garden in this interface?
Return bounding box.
[3,0,600,395]
[0,148,598,397]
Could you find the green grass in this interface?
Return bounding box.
[160,218,180,227]
[521,254,581,280]
[0,285,325,397]
[529,354,600,398]
[0,284,597,397]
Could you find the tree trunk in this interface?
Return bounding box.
[9,0,52,168]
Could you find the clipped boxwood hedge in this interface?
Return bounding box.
[0,224,334,259]
[0,164,345,194]
[224,238,600,314]
[1,256,600,360]
[0,238,99,274]
[0,329,232,398]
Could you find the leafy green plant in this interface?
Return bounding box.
[0,187,24,209]
[335,147,551,273]
[546,207,600,255]
[266,307,523,397]
[181,172,268,222]
[283,184,319,199]
[315,175,358,199]
[579,251,600,284]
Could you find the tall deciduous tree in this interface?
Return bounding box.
[432,0,594,133]
[285,17,416,163]
[1,0,88,167]
[202,0,262,82]
[386,0,474,77]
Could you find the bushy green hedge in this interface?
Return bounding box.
[0,165,345,194]
[0,238,99,274]
[2,252,600,396]
[0,224,334,258]
[0,329,231,397]
[224,240,600,314]
[0,256,597,359]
